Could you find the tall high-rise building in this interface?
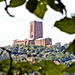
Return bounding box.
[30,21,43,39]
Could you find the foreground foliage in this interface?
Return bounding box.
[64,39,75,55]
[54,17,75,34]
[0,0,66,18]
[0,59,66,75]
[0,44,75,75]
[0,59,75,75]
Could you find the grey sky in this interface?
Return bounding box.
[0,0,75,46]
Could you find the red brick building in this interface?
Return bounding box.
[13,21,52,47]
[30,21,43,39]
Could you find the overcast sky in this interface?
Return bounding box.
[0,0,75,46]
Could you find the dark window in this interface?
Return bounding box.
[31,25,33,32]
[31,35,33,37]
[25,41,27,44]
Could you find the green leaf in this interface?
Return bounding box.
[0,59,66,75]
[65,39,75,55]
[9,0,26,7]
[0,0,5,2]
[54,17,75,34]
[34,0,47,19]
[64,62,75,73]
[0,59,10,73]
[47,0,66,14]
[31,63,39,71]
[13,62,30,70]
[26,0,66,19]
[47,0,60,12]
[26,0,38,13]
[26,0,48,19]
[38,60,66,75]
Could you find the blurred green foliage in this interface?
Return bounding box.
[64,39,75,55]
[0,0,5,2]
[9,0,26,7]
[54,17,75,34]
[0,0,66,18]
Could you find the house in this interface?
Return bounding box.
[26,55,35,63]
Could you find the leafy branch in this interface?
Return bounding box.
[0,0,67,18]
[0,47,27,75]
[4,0,14,17]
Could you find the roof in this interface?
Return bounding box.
[35,38,44,40]
[14,39,24,41]
[35,37,52,40]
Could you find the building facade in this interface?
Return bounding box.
[30,21,43,39]
[13,21,52,47]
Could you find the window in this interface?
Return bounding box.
[37,25,40,31]
[31,35,33,37]
[31,25,33,32]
